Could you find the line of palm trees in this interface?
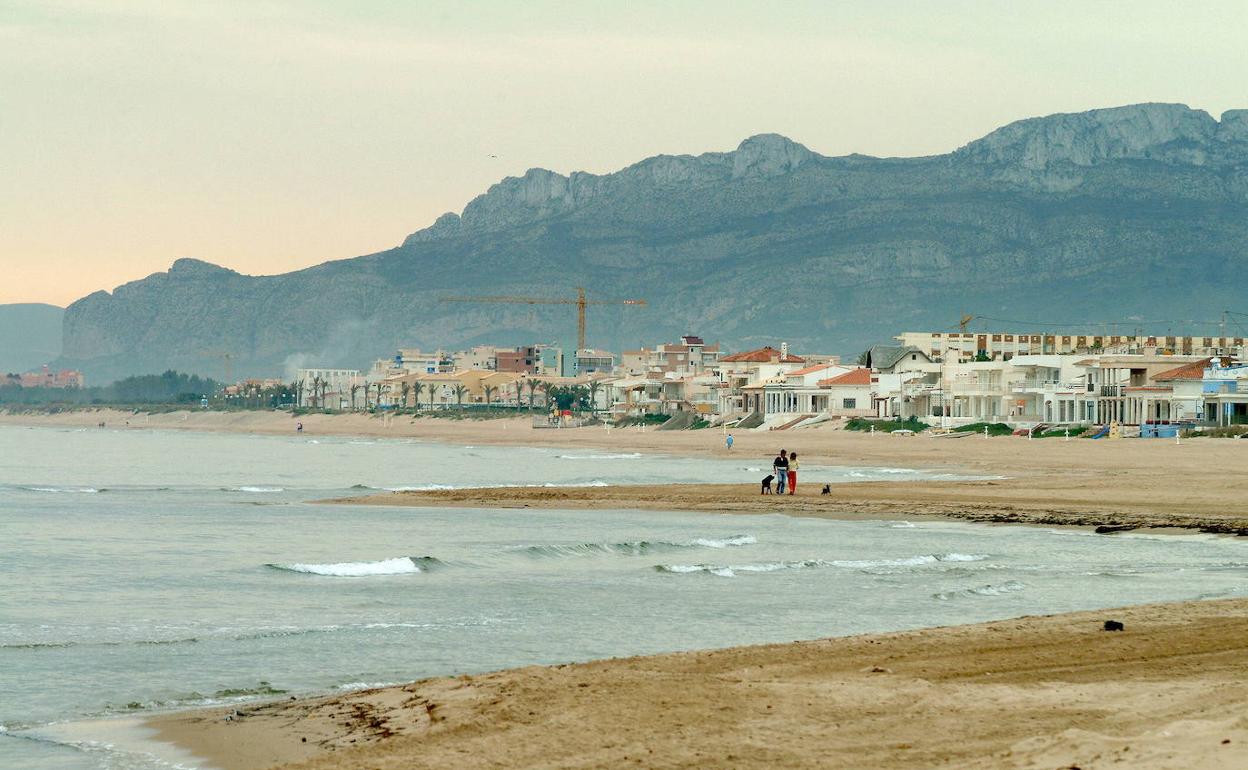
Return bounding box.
[293,375,604,414]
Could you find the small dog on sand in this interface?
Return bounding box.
[761,474,775,494]
[821,484,831,495]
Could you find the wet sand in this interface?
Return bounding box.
[328,478,1248,535]
[15,409,1248,766]
[149,597,1248,770]
[7,408,1248,533]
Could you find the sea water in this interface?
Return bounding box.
[2,425,1246,769]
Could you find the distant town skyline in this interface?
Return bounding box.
[3,0,1246,305]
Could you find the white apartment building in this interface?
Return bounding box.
[452,345,500,371]
[897,330,1247,361]
[295,368,363,409]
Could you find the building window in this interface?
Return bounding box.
[843,398,856,409]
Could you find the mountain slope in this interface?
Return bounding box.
[60,103,1248,383]
[0,303,64,374]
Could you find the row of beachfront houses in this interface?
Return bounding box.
[294,331,1248,429]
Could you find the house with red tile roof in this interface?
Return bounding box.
[717,344,822,416]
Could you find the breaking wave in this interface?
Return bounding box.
[655,559,833,578]
[932,580,1027,600]
[19,486,100,494]
[656,553,989,578]
[266,556,442,577]
[831,553,989,570]
[517,535,756,558]
[227,486,285,493]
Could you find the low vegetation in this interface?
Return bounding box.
[1038,426,1089,438]
[1183,425,1248,439]
[952,422,1014,437]
[614,414,671,428]
[845,416,929,433]
[0,370,222,408]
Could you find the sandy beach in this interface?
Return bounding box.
[10,408,1248,768]
[148,597,1248,770]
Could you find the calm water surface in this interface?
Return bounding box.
[2,425,1245,769]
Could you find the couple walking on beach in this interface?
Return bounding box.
[773,449,798,494]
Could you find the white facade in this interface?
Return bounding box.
[295,368,362,409]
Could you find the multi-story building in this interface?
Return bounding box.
[295,368,362,409]
[897,331,1247,362]
[495,344,564,376]
[1201,358,1248,427]
[395,349,454,375]
[744,362,853,420]
[452,345,500,372]
[716,345,807,415]
[573,349,615,375]
[619,335,723,377]
[383,370,525,408]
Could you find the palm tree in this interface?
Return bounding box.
[311,376,324,409]
[482,384,497,409]
[372,382,384,409]
[428,382,438,411]
[400,382,411,410]
[349,383,361,410]
[525,378,541,411]
[293,379,305,408]
[452,384,468,408]
[538,381,555,411]
[411,381,425,412]
[587,380,602,415]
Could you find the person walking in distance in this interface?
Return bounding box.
[773,449,789,495]
[726,433,734,451]
[787,452,799,495]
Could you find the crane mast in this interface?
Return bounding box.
[440,287,647,353]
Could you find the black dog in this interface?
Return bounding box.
[821,484,831,495]
[1103,620,1124,632]
[761,474,775,494]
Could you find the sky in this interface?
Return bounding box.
[2,0,1246,306]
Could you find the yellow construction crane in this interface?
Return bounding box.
[440,287,647,352]
[958,313,975,334]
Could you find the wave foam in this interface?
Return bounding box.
[230,486,285,493]
[21,486,100,494]
[655,559,831,578]
[335,681,402,691]
[518,535,755,558]
[932,580,1026,600]
[833,553,989,570]
[267,556,440,577]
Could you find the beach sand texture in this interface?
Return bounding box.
[8,409,1248,767]
[150,598,1248,770]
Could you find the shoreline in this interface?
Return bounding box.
[10,408,1248,767]
[7,407,1248,534]
[322,482,1248,535]
[144,597,1248,770]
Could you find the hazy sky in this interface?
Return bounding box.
[2,1,1246,306]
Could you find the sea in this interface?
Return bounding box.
[2,424,1247,769]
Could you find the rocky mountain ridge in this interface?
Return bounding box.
[59,103,1248,383]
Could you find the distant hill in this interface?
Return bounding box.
[0,303,64,374]
[59,103,1248,383]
